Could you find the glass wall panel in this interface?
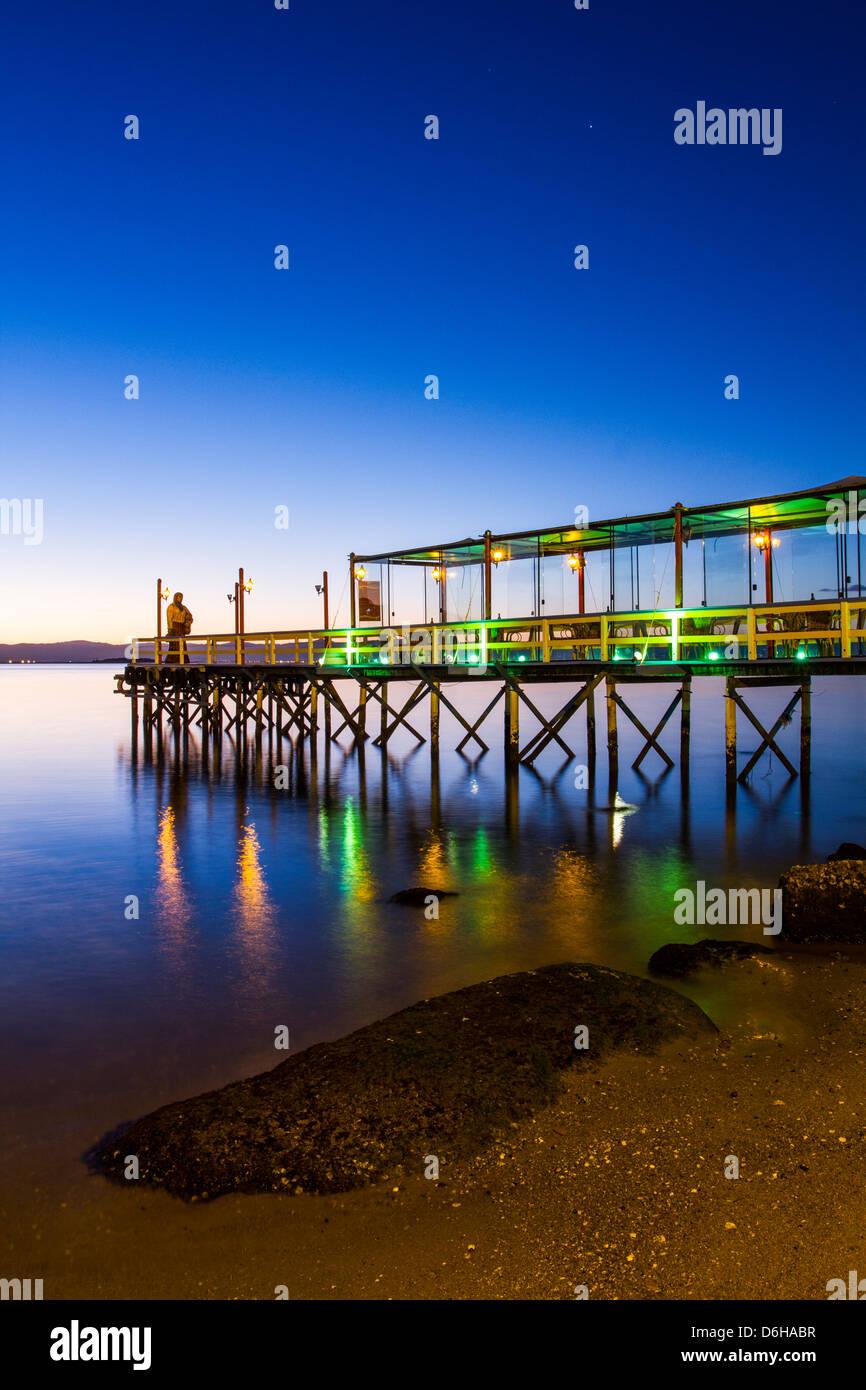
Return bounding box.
[540,553,582,616]
[443,562,483,622]
[706,532,750,606]
[490,556,537,619]
[770,523,842,602]
[636,527,675,612]
[582,549,612,613]
[386,562,427,627]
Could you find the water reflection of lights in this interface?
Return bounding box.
[156,805,191,930]
[339,798,375,901]
[234,822,276,929]
[232,820,278,991]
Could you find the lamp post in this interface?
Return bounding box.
[314,571,329,629]
[753,529,780,654]
[157,579,170,661]
[752,530,779,603]
[567,552,586,614]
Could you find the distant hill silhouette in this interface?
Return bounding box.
[0,641,127,663]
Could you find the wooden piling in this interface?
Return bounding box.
[504,684,519,765]
[586,679,596,767]
[800,678,811,780]
[430,682,440,755]
[724,676,737,784]
[680,677,691,773]
[605,675,618,778]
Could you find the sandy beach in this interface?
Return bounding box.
[5,947,866,1301]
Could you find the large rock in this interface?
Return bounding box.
[649,939,774,979]
[388,886,458,906]
[95,963,716,1200]
[827,843,866,862]
[779,862,866,942]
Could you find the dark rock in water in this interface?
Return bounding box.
[780,862,866,942]
[649,939,774,978]
[388,886,458,906]
[95,962,716,1200]
[827,843,866,862]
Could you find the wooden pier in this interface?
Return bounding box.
[116,633,865,786]
[119,478,866,784]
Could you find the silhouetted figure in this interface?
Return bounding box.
[166,592,193,665]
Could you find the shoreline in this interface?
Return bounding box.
[2,944,862,1299]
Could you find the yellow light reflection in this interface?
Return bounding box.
[156,804,191,931]
[155,803,194,969]
[232,819,278,991]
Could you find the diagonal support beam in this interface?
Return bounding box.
[492,664,572,760]
[416,669,488,752]
[313,679,364,743]
[366,681,427,746]
[520,673,604,763]
[456,686,504,754]
[732,687,800,781]
[610,689,677,769]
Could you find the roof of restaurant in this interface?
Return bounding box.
[354,477,866,566]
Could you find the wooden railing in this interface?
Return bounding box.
[130,600,865,668]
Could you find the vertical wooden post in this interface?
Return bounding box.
[156,577,163,643]
[439,552,447,625]
[674,503,684,609]
[578,551,585,614]
[800,678,811,781]
[680,677,691,774]
[349,554,357,630]
[586,679,596,768]
[309,683,318,736]
[430,681,440,755]
[504,683,519,765]
[605,675,618,780]
[356,680,367,745]
[483,531,492,621]
[725,676,737,784]
[380,681,388,746]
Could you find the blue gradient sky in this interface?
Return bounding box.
[1,0,862,641]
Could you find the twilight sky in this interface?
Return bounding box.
[1,0,862,642]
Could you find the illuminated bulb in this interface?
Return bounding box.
[431,567,443,581]
[354,566,366,581]
[567,554,580,571]
[492,548,505,564]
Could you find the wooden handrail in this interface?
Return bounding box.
[132,599,857,667]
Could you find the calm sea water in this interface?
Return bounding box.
[1,666,864,1187]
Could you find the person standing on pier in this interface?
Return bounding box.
[166,592,193,664]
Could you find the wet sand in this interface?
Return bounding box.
[3,949,866,1300]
